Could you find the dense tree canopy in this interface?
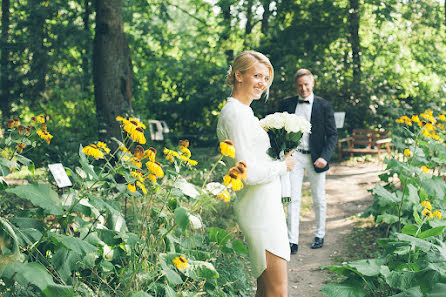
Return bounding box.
[0,0,445,161]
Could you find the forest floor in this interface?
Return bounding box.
[286,158,386,297]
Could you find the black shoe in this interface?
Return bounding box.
[311,237,324,249]
[290,243,298,255]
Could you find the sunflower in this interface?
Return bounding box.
[146,161,164,178]
[172,255,188,270]
[147,174,157,183]
[13,117,20,127]
[127,183,136,192]
[131,170,145,182]
[97,141,111,153]
[164,148,179,162]
[133,145,145,159]
[439,114,446,121]
[432,210,442,220]
[136,181,147,194]
[422,208,433,219]
[144,147,157,162]
[7,119,14,129]
[179,146,192,158]
[235,161,248,181]
[17,125,25,135]
[82,145,104,159]
[130,127,146,144]
[223,167,244,191]
[16,143,26,153]
[421,166,429,174]
[36,129,53,144]
[217,190,231,202]
[403,148,412,157]
[421,200,432,210]
[219,140,235,158]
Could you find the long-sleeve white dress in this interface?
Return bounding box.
[216,97,290,278]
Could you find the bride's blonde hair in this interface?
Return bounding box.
[226,50,274,98]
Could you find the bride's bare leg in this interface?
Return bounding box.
[258,250,288,297]
[255,277,265,297]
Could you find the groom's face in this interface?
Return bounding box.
[296,75,314,99]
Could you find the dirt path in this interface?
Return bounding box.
[287,160,385,297]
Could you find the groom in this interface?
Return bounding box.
[278,69,337,254]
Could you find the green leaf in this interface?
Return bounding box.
[421,177,445,200]
[348,258,386,276]
[373,184,400,205]
[418,226,445,239]
[164,269,183,285]
[163,285,176,297]
[14,154,32,166]
[130,291,153,297]
[384,271,416,291]
[427,283,446,297]
[48,233,97,256]
[187,260,219,281]
[405,184,419,205]
[389,286,423,297]
[320,282,367,297]
[376,214,400,224]
[174,207,190,230]
[6,184,64,215]
[14,262,74,297]
[209,227,231,246]
[395,233,435,252]
[232,239,248,255]
[51,248,82,282]
[413,208,423,225]
[401,224,418,236]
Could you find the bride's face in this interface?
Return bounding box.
[235,63,270,101]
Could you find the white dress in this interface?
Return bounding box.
[216,97,290,278]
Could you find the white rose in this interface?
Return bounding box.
[260,112,285,130]
[284,113,311,134]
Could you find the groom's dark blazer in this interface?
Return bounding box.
[278,95,337,173]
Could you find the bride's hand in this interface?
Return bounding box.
[284,150,296,171]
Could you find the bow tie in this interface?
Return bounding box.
[298,99,310,104]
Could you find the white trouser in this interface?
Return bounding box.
[287,152,326,244]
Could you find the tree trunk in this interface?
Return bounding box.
[82,0,91,92]
[1,0,11,120]
[261,0,271,35]
[28,1,48,108]
[93,0,132,141]
[243,0,254,47]
[218,0,233,64]
[349,0,361,100]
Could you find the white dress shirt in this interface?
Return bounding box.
[294,93,313,151]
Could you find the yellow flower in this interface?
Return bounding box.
[131,170,145,182]
[129,117,146,129]
[403,148,412,157]
[179,146,192,158]
[131,159,142,168]
[439,114,446,121]
[120,146,129,153]
[133,145,145,160]
[164,148,179,157]
[164,148,179,162]
[432,210,442,219]
[223,167,244,191]
[421,200,432,210]
[411,114,420,123]
[220,140,235,158]
[36,129,53,144]
[7,119,14,129]
[432,134,440,141]
[130,127,146,144]
[146,161,164,178]
[97,141,111,153]
[13,117,20,127]
[83,145,104,159]
[422,208,433,219]
[116,116,125,122]
[178,139,189,148]
[17,125,25,135]
[16,143,26,153]
[187,159,198,166]
[217,190,231,202]
[127,183,136,192]
[235,161,248,181]
[25,126,31,136]
[148,174,157,183]
[421,166,429,174]
[36,115,45,123]
[144,147,157,162]
[136,181,147,194]
[173,255,188,270]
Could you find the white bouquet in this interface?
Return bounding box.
[259,112,311,160]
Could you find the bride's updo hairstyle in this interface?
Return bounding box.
[226,50,274,98]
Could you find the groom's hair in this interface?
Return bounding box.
[294,69,313,82]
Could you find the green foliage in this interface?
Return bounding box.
[321,111,446,296]
[0,115,252,296]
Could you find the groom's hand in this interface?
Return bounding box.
[314,157,327,168]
